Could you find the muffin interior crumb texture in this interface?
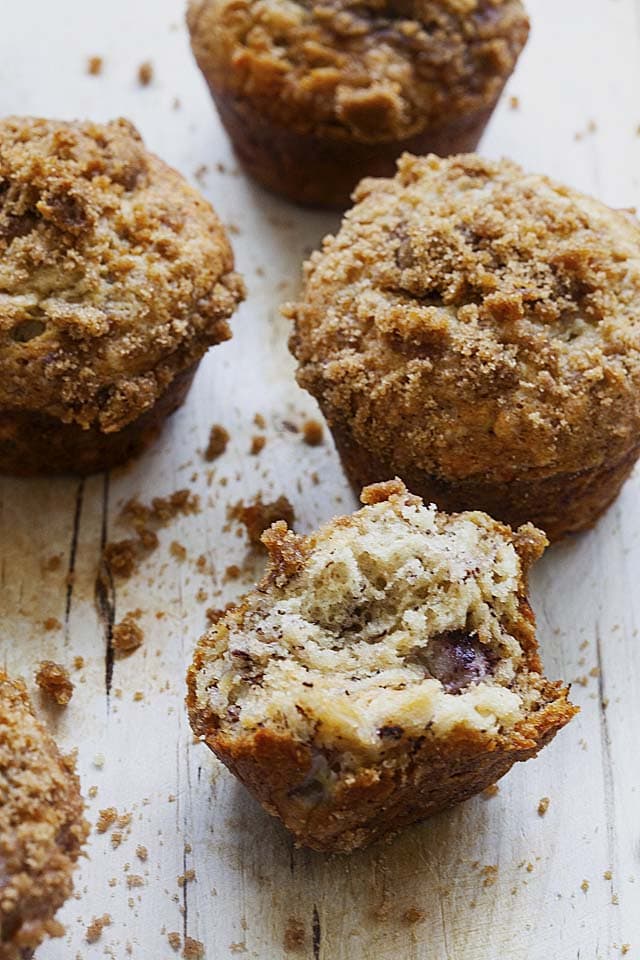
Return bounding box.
[0,116,244,432]
[192,480,555,759]
[0,671,88,958]
[188,0,529,141]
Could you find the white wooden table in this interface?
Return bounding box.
[2,2,640,957]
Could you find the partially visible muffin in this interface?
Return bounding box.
[187,0,529,208]
[0,671,89,958]
[288,153,640,540]
[188,480,576,852]
[0,116,245,475]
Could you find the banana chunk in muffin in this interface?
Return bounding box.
[188,480,576,852]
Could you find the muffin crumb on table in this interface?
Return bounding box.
[35,660,74,705]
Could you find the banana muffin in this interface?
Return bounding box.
[0,671,89,958]
[0,116,245,475]
[187,0,529,208]
[288,153,640,540]
[187,479,576,852]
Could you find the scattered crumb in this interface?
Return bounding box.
[509,95,520,110]
[126,874,144,888]
[136,845,148,862]
[254,413,266,429]
[170,541,187,561]
[177,869,196,887]
[73,656,85,670]
[482,784,499,799]
[621,945,630,955]
[205,425,229,462]
[403,907,426,924]
[88,786,98,799]
[250,435,266,455]
[86,914,111,943]
[103,539,139,579]
[112,613,144,656]
[43,617,62,631]
[302,419,324,446]
[581,879,590,893]
[138,60,153,86]
[481,865,498,888]
[87,56,103,76]
[224,564,241,581]
[168,932,182,951]
[183,937,205,959]
[194,164,208,184]
[45,554,62,571]
[96,807,118,833]
[35,660,73,705]
[283,918,306,952]
[230,495,295,546]
[537,797,550,817]
[604,870,613,880]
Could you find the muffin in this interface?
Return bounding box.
[0,116,245,475]
[0,671,89,958]
[187,0,529,208]
[187,479,576,852]
[288,153,640,541]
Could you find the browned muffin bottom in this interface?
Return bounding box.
[288,154,640,540]
[188,480,576,852]
[187,0,529,207]
[0,116,245,475]
[0,672,89,959]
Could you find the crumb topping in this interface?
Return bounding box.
[188,0,528,141]
[0,116,244,431]
[0,672,88,957]
[289,154,640,481]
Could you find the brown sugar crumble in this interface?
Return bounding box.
[302,419,324,446]
[112,612,144,656]
[205,424,229,461]
[87,55,103,76]
[250,435,266,455]
[104,490,200,578]
[35,661,74,705]
[86,913,111,943]
[96,807,118,833]
[43,617,62,631]
[138,60,154,86]
[283,918,306,952]
[537,796,550,816]
[168,932,182,951]
[170,541,188,561]
[230,496,295,546]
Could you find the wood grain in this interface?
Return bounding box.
[1,0,639,957]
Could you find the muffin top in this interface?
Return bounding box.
[187,0,529,141]
[289,154,640,482]
[0,672,88,957]
[0,117,244,431]
[189,479,553,763]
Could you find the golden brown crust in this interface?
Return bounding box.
[187,481,575,852]
[289,153,640,537]
[0,672,89,958]
[187,0,529,143]
[0,116,244,433]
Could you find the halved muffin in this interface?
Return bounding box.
[0,116,245,475]
[187,0,529,208]
[288,153,640,540]
[0,671,89,959]
[188,480,576,852]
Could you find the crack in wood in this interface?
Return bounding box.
[312,905,321,960]
[64,478,85,637]
[94,474,116,700]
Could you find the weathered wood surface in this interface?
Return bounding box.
[1,1,640,957]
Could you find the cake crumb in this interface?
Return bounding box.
[86,914,111,943]
[621,944,630,954]
[537,796,550,817]
[481,865,498,888]
[231,495,295,546]
[205,424,229,461]
[250,435,266,455]
[126,874,144,888]
[403,907,425,924]
[509,95,520,110]
[183,937,205,959]
[96,807,118,833]
[302,419,324,446]
[45,554,63,571]
[136,845,148,862]
[604,870,613,880]
[254,412,267,429]
[170,541,187,561]
[283,918,306,951]
[87,55,103,76]
[168,932,182,951]
[112,613,144,655]
[138,60,153,85]
[581,879,590,893]
[177,869,196,887]
[43,617,62,631]
[35,660,73,705]
[73,656,85,670]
